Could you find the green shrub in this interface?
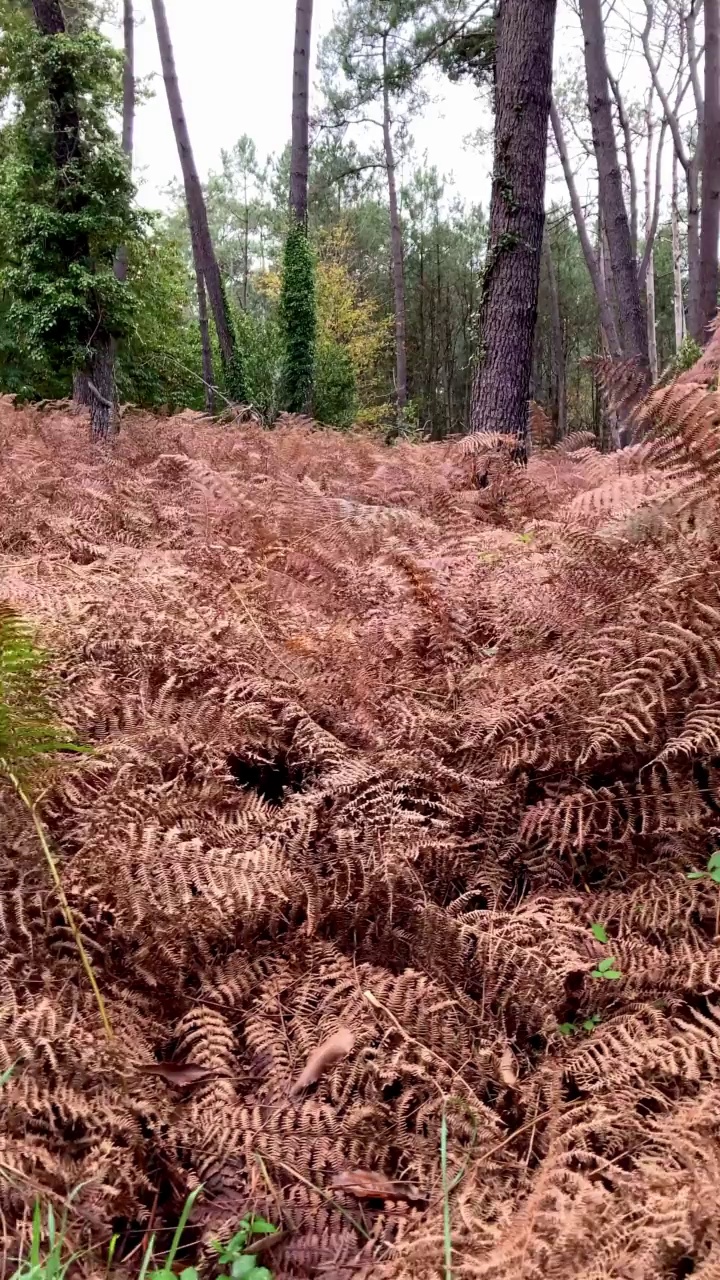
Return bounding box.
[313,338,357,427]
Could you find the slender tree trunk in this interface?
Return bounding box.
[113,0,134,285]
[471,0,557,448]
[607,71,639,262]
[688,161,702,338]
[382,39,408,412]
[290,0,313,226]
[187,219,214,412]
[579,0,648,368]
[701,0,720,341]
[543,234,566,440]
[150,0,238,375]
[550,98,621,355]
[644,98,658,380]
[672,151,686,349]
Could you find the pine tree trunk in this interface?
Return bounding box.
[701,0,720,341]
[290,0,313,227]
[382,38,408,412]
[672,152,686,350]
[644,100,658,380]
[550,98,621,355]
[687,162,702,340]
[89,338,118,441]
[470,0,557,448]
[114,0,134,285]
[150,0,237,372]
[543,234,566,439]
[196,260,214,414]
[579,0,649,368]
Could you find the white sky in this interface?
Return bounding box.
[123,0,667,217]
[126,0,495,210]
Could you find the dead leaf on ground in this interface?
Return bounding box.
[330,1170,426,1204]
[135,1061,221,1088]
[289,1027,355,1096]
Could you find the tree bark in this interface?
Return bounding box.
[580,0,649,367]
[89,337,118,441]
[672,150,686,349]
[641,0,703,340]
[701,0,720,341]
[550,98,621,355]
[382,37,408,412]
[644,96,658,379]
[114,0,134,283]
[470,0,557,448]
[290,0,313,227]
[543,234,566,440]
[151,0,237,370]
[607,71,639,262]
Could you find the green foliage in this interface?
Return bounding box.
[235,309,284,419]
[279,223,316,413]
[314,338,358,427]
[687,850,720,884]
[590,922,609,943]
[558,1013,601,1037]
[9,1200,80,1280]
[669,334,703,376]
[118,226,205,411]
[210,1216,277,1280]
[434,18,496,88]
[591,956,622,981]
[0,607,76,777]
[0,6,141,384]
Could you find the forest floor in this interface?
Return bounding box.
[1,387,720,1280]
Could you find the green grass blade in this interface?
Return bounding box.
[164,1185,202,1273]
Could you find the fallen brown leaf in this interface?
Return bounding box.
[330,1170,426,1204]
[289,1027,355,1096]
[135,1061,221,1088]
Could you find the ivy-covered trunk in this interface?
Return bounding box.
[31,0,122,432]
[470,0,557,449]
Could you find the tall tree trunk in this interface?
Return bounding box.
[471,0,557,448]
[543,234,566,439]
[579,0,649,368]
[150,0,238,378]
[190,220,214,413]
[31,0,119,436]
[672,151,686,349]
[550,98,621,355]
[290,0,313,227]
[701,0,720,341]
[113,0,134,285]
[641,0,702,338]
[382,38,408,412]
[644,97,658,380]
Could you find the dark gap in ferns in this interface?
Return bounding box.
[227,750,309,805]
[673,1257,696,1278]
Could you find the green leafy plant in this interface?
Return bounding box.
[687,850,720,885]
[557,1013,601,1037]
[590,922,609,943]
[210,1216,278,1280]
[9,1199,81,1280]
[591,956,622,980]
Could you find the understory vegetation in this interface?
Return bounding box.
[1,343,720,1278]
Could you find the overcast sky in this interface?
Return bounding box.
[124,0,656,217]
[126,0,495,211]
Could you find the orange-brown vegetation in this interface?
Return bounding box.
[1,376,720,1278]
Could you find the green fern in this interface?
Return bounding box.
[0,606,75,774]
